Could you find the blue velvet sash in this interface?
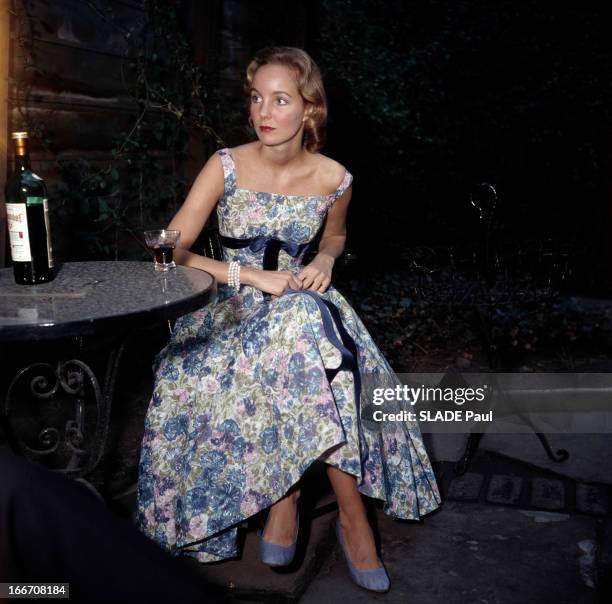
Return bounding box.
[219,234,312,273]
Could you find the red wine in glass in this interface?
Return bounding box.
[143,230,180,271]
[153,245,174,265]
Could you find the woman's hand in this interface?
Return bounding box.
[296,253,334,293]
[243,267,304,298]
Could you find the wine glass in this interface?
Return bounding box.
[143,229,181,272]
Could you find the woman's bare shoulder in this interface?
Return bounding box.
[229,142,259,161]
[312,153,348,192]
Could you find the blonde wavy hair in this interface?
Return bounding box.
[245,47,327,153]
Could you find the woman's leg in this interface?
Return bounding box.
[326,465,381,569]
[262,483,301,545]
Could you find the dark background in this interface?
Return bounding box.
[6,0,612,297]
[207,0,612,296]
[3,0,610,375]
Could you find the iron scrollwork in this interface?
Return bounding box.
[3,342,126,481]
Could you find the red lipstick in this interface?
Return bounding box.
[259,126,274,133]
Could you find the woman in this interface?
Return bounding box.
[136,46,442,593]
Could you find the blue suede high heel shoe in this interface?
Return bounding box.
[260,501,300,567]
[335,521,390,593]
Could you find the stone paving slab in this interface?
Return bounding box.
[446,472,484,501]
[178,509,337,602]
[300,502,598,603]
[479,434,612,486]
[575,483,610,516]
[430,432,612,487]
[486,474,523,505]
[531,477,566,510]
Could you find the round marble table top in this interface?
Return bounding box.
[0,261,215,341]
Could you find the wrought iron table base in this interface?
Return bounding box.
[2,337,128,493]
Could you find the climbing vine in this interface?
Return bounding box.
[13,0,223,259]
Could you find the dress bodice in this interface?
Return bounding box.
[215,148,353,274]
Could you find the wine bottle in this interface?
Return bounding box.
[5,131,55,284]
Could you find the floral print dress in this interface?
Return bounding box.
[136,148,442,562]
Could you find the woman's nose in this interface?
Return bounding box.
[259,100,271,119]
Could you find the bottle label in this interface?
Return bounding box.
[6,203,32,262]
[26,196,44,206]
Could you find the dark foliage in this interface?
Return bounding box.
[318,0,612,276]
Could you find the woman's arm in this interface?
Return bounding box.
[297,185,353,292]
[169,153,301,294]
[169,153,235,284]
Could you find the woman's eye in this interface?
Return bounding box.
[251,94,261,103]
[276,98,288,105]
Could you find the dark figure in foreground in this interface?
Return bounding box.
[0,440,219,603]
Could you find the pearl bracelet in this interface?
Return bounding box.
[228,260,241,292]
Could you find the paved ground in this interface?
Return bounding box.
[301,501,597,604]
[112,434,611,603]
[76,323,612,602]
[5,293,612,602]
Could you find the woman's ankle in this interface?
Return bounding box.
[270,488,300,515]
[337,503,370,529]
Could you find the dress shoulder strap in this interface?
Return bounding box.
[331,169,353,203]
[216,148,237,198]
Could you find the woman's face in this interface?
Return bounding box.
[249,63,307,148]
